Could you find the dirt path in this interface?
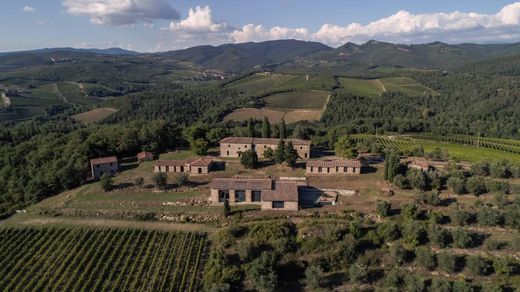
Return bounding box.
[374,79,387,92]
[52,83,74,105]
[1,215,218,233]
[1,92,11,107]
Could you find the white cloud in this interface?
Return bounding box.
[312,2,520,45]
[230,24,309,43]
[23,6,35,13]
[166,6,228,33]
[62,0,180,26]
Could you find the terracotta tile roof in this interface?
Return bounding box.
[306,159,361,168]
[90,156,118,165]
[137,151,153,159]
[219,137,311,146]
[408,157,430,169]
[190,157,213,167]
[155,159,195,167]
[262,181,299,202]
[209,177,273,190]
[219,137,254,144]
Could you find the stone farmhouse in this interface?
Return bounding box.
[219,137,311,159]
[154,157,214,174]
[306,159,362,175]
[407,157,431,172]
[90,156,119,179]
[137,151,153,163]
[209,177,307,211]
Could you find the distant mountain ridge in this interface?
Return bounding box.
[2,39,520,73]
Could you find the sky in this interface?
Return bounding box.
[2,0,520,52]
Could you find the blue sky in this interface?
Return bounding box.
[1,0,520,52]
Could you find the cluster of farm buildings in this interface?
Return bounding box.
[89,137,378,211]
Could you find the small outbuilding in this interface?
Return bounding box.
[90,156,119,179]
[306,159,362,175]
[154,157,214,174]
[137,151,154,163]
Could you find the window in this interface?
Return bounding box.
[327,168,330,173]
[264,145,267,148]
[318,167,322,173]
[252,191,262,202]
[304,153,308,158]
[310,166,314,172]
[110,163,113,166]
[227,151,229,156]
[180,166,184,172]
[96,165,100,168]
[235,190,246,203]
[244,145,247,148]
[344,167,348,172]
[228,144,231,147]
[336,167,339,172]
[353,167,356,173]
[300,147,303,150]
[272,201,285,209]
[218,190,229,203]
[198,168,202,174]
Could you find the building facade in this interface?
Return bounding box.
[154,157,213,174]
[306,159,362,175]
[219,137,311,159]
[90,156,119,179]
[209,177,302,211]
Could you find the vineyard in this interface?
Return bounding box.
[413,133,520,154]
[0,226,208,292]
[353,134,520,163]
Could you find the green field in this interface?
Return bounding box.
[57,82,101,105]
[0,226,207,292]
[338,77,437,97]
[226,73,303,95]
[28,84,60,100]
[263,90,329,109]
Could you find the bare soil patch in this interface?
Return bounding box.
[72,107,117,123]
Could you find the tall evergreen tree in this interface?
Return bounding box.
[274,139,286,164]
[247,118,255,137]
[261,117,271,138]
[284,141,299,167]
[279,119,286,139]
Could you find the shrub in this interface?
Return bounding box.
[430,277,452,292]
[450,209,471,226]
[389,243,407,265]
[378,222,401,242]
[447,177,466,195]
[175,173,189,187]
[483,238,506,250]
[153,172,167,190]
[376,200,391,217]
[240,149,258,169]
[348,263,368,283]
[416,191,441,206]
[466,256,491,276]
[415,246,436,270]
[383,269,402,289]
[511,234,520,251]
[100,174,113,192]
[452,228,471,248]
[402,221,427,246]
[304,265,324,289]
[427,224,451,248]
[494,193,508,208]
[403,274,425,292]
[402,203,419,220]
[248,252,279,292]
[437,251,457,273]
[393,174,410,189]
[477,206,502,226]
[133,176,144,187]
[452,280,473,292]
[493,257,516,276]
[466,176,487,196]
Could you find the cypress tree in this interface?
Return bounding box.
[247,118,255,137]
[261,117,271,138]
[279,119,286,139]
[274,139,286,164]
[284,141,299,167]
